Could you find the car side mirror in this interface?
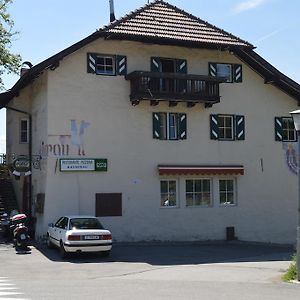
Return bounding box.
[48,223,54,228]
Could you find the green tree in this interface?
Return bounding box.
[0,0,21,89]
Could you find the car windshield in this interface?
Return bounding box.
[69,218,104,230]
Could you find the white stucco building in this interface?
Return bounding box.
[1,0,300,244]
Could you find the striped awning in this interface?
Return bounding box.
[158,165,244,176]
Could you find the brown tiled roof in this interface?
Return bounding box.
[103,0,254,49]
[1,0,299,106]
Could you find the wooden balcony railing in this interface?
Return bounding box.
[125,71,225,106]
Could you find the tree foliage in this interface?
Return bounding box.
[0,0,21,89]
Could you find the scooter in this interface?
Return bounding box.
[10,214,31,253]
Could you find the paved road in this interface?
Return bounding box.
[0,239,299,300]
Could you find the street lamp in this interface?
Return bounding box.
[290,109,300,281]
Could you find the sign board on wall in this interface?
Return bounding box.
[12,156,32,176]
[60,159,107,172]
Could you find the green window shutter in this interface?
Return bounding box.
[116,55,127,75]
[87,53,97,73]
[151,57,161,72]
[176,59,187,74]
[274,117,283,141]
[153,113,161,139]
[176,59,187,93]
[208,63,217,77]
[233,64,243,83]
[178,113,187,140]
[235,115,245,140]
[210,114,219,140]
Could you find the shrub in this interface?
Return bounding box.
[282,254,297,282]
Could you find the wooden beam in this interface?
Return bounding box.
[150,100,159,106]
[131,100,140,106]
[169,101,177,107]
[187,102,196,108]
[205,103,213,108]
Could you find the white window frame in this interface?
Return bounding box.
[96,55,115,75]
[20,118,29,144]
[219,178,236,206]
[185,178,212,207]
[160,179,178,208]
[218,115,234,140]
[216,63,233,83]
[159,113,178,140]
[282,117,296,142]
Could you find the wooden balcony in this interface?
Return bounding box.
[125,71,225,107]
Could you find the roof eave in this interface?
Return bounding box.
[234,48,300,103]
[0,30,104,107]
[104,32,253,50]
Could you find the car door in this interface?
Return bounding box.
[56,217,69,244]
[51,217,65,246]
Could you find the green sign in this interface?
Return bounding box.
[95,159,107,171]
[60,158,107,172]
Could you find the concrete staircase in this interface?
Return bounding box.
[0,165,19,215]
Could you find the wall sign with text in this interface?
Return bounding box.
[59,158,108,172]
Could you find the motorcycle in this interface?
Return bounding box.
[10,213,31,253]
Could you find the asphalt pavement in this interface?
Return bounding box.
[0,235,299,300]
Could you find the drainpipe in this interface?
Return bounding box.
[5,106,32,217]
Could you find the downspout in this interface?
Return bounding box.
[5,105,32,217]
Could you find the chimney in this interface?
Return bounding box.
[20,61,33,77]
[109,0,116,22]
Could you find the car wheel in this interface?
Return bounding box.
[101,250,111,257]
[46,234,54,249]
[59,241,68,259]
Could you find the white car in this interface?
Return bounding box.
[47,216,112,258]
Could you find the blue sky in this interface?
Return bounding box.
[1,0,300,152]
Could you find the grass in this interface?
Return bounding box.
[282,254,297,282]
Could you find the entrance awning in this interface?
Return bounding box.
[158,165,244,176]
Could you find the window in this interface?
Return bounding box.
[186,179,212,207]
[219,179,235,205]
[217,64,232,82]
[153,112,187,140]
[69,218,104,230]
[96,55,115,75]
[151,57,187,74]
[210,114,245,141]
[209,63,242,83]
[55,217,68,229]
[219,115,234,140]
[20,119,29,143]
[87,53,127,76]
[160,180,177,207]
[275,117,296,142]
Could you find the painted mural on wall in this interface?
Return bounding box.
[40,120,90,157]
[283,142,298,174]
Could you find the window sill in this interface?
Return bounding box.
[186,205,213,208]
[160,206,179,209]
[220,203,236,207]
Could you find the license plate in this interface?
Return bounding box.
[20,234,26,240]
[84,235,100,240]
